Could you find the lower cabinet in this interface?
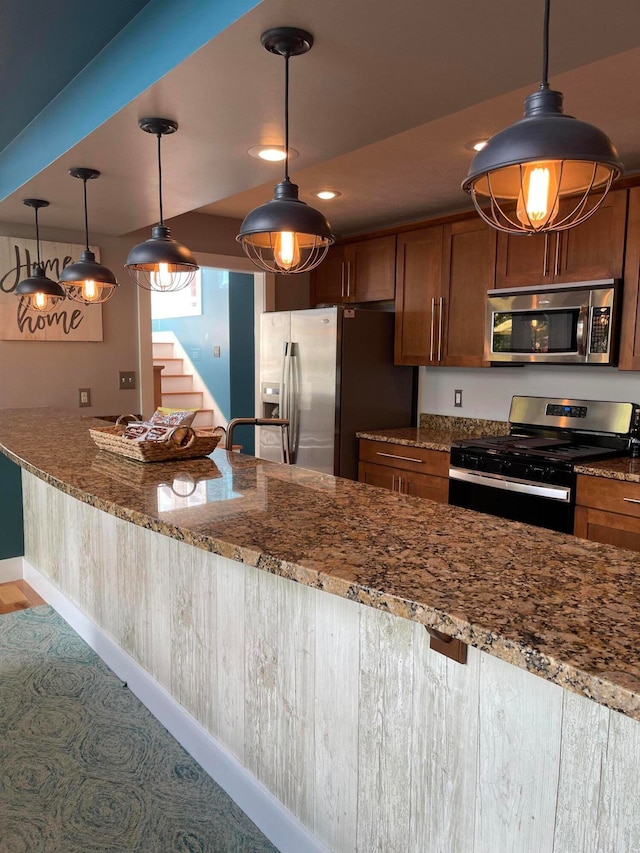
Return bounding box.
[574,474,640,552]
[358,438,449,503]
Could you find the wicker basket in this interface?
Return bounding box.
[89,424,222,463]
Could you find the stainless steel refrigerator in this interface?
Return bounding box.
[257,306,416,480]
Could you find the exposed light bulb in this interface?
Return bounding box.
[516,162,560,229]
[274,231,300,271]
[33,292,48,311]
[150,262,173,291]
[82,279,99,302]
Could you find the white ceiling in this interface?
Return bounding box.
[2,0,640,240]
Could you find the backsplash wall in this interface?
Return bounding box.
[419,365,640,421]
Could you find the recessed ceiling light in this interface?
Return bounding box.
[465,138,489,153]
[248,145,298,162]
[314,190,342,200]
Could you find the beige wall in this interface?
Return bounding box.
[0,219,140,416]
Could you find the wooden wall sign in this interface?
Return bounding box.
[0,236,103,341]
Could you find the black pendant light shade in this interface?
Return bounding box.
[462,0,623,234]
[237,27,334,274]
[126,119,198,292]
[60,168,118,304]
[15,199,66,313]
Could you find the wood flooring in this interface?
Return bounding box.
[0,580,45,614]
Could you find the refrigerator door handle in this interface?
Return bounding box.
[280,341,298,464]
[280,341,289,421]
[287,342,299,462]
[279,341,291,464]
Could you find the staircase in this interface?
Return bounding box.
[152,338,215,428]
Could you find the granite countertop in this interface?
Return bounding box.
[357,414,508,452]
[2,408,640,722]
[575,456,640,483]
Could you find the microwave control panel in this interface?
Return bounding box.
[589,306,611,354]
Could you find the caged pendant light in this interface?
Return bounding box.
[59,168,118,305]
[15,199,66,313]
[125,118,198,292]
[237,27,335,274]
[462,0,623,235]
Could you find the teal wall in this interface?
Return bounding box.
[0,454,24,558]
[152,268,255,455]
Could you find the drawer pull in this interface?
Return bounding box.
[623,497,640,505]
[377,451,424,464]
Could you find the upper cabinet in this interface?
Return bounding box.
[310,234,396,305]
[394,225,443,365]
[440,218,496,368]
[618,186,640,370]
[394,217,496,367]
[495,189,627,288]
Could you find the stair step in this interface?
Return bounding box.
[192,409,215,428]
[161,374,194,393]
[152,342,175,358]
[161,391,204,409]
[153,357,183,375]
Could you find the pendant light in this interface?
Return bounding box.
[462,0,623,234]
[15,199,66,313]
[237,27,334,274]
[59,168,118,304]
[125,118,198,292]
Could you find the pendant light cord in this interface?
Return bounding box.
[541,0,550,90]
[284,50,290,182]
[157,132,164,225]
[82,179,90,251]
[34,206,42,266]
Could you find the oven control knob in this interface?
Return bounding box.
[499,460,512,475]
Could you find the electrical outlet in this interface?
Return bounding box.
[78,388,91,408]
[454,389,463,408]
[119,371,136,390]
[213,346,221,358]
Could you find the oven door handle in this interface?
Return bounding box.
[448,467,571,502]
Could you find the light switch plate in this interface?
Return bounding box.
[119,371,136,390]
[454,389,463,408]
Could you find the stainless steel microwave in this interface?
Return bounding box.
[485,280,618,365]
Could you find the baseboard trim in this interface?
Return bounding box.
[0,555,25,583]
[23,560,329,853]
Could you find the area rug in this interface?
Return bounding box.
[0,605,278,853]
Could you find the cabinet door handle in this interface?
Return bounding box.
[623,497,640,505]
[398,475,403,493]
[437,296,444,362]
[430,298,435,361]
[346,261,352,298]
[554,233,561,275]
[391,474,396,492]
[377,451,424,463]
[340,262,345,298]
[543,233,549,277]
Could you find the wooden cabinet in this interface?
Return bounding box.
[310,235,396,305]
[574,474,640,552]
[394,226,443,365]
[358,438,449,503]
[619,186,640,370]
[495,190,627,288]
[310,245,346,305]
[394,217,495,367]
[440,218,496,367]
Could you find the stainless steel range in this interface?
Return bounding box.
[449,396,640,533]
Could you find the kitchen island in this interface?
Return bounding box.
[1,408,639,852]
